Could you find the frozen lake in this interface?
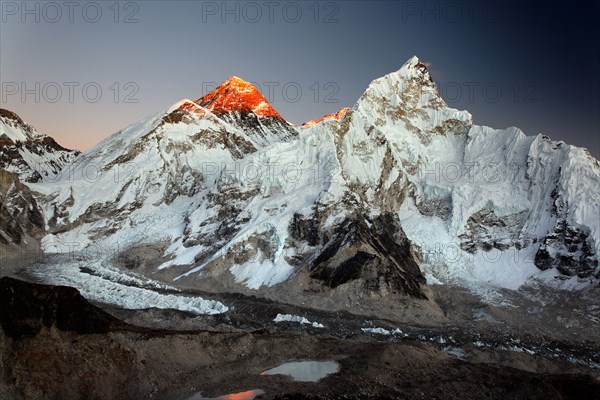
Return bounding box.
[261,360,340,382]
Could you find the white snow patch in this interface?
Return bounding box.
[273,313,325,328]
[361,327,404,336]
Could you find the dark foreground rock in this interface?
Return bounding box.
[0,277,128,338]
[0,277,599,400]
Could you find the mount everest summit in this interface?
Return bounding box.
[2,56,599,306]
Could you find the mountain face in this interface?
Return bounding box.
[0,109,80,183]
[0,170,44,247]
[195,76,297,147]
[0,109,79,251]
[17,57,600,304]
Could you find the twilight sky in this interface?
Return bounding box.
[1,0,598,158]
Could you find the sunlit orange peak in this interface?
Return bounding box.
[195,76,282,118]
[302,107,350,128]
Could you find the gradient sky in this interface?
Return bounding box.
[1,0,598,158]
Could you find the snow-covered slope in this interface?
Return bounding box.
[33,58,600,301]
[0,109,80,182]
[330,56,599,289]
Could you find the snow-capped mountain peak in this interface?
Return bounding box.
[301,107,350,128]
[351,55,472,146]
[403,55,431,76]
[359,55,443,110]
[0,109,43,142]
[166,98,208,114]
[192,76,297,147]
[195,76,283,119]
[0,108,79,183]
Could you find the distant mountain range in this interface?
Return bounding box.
[1,56,598,305]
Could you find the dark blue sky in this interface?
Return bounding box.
[1,0,598,158]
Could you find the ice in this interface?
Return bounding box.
[361,327,404,336]
[273,314,325,328]
[26,256,228,315]
[261,360,339,382]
